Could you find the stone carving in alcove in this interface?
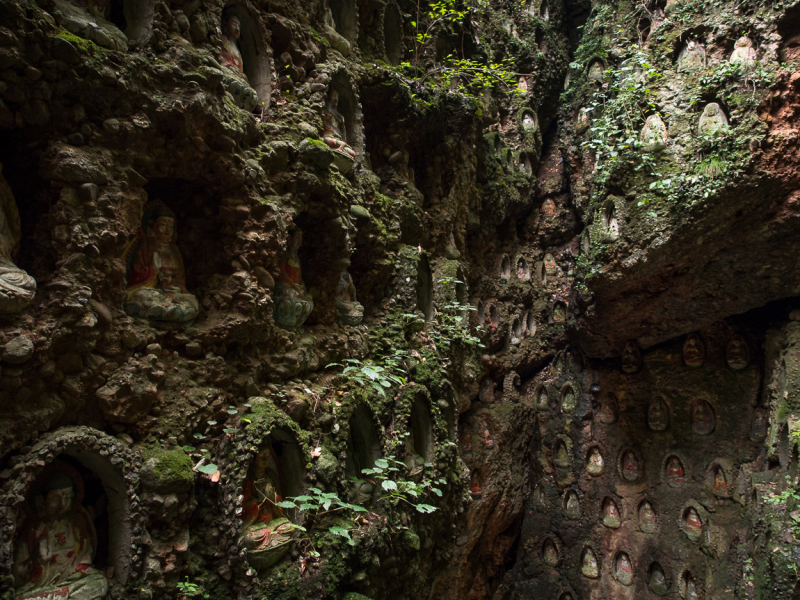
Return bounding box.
[405,395,434,477]
[648,396,670,432]
[500,254,511,283]
[516,256,530,280]
[615,552,634,586]
[13,460,109,600]
[521,111,538,133]
[535,385,549,410]
[727,335,750,370]
[698,103,729,136]
[648,562,669,595]
[123,201,199,322]
[677,40,706,71]
[542,198,556,218]
[416,252,433,321]
[335,270,363,326]
[524,311,536,337]
[510,315,523,345]
[563,490,580,520]
[323,88,357,163]
[553,301,566,323]
[542,538,559,566]
[638,500,657,533]
[586,447,604,476]
[534,483,547,511]
[600,200,620,241]
[587,58,605,84]
[620,449,641,482]
[544,253,557,276]
[273,228,314,329]
[641,114,668,151]
[470,470,483,498]
[560,384,576,412]
[598,393,619,424]
[241,441,294,569]
[666,455,685,486]
[683,333,705,367]
[621,341,642,373]
[711,465,728,497]
[692,399,715,435]
[602,497,620,528]
[0,168,36,314]
[220,5,271,113]
[750,408,768,441]
[345,405,382,503]
[576,107,591,132]
[730,36,757,67]
[682,506,703,542]
[581,547,599,578]
[554,438,571,468]
[325,0,357,56]
[681,571,699,600]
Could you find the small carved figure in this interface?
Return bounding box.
[470,471,483,498]
[323,90,356,159]
[622,450,640,481]
[698,103,729,137]
[536,386,549,409]
[641,114,668,151]
[522,112,537,132]
[517,76,528,92]
[684,507,702,541]
[483,422,495,449]
[639,501,657,533]
[616,553,633,586]
[123,202,199,322]
[13,462,108,600]
[666,456,685,486]
[553,302,566,323]
[555,441,570,467]
[0,168,36,313]
[241,446,293,570]
[576,108,591,133]
[565,491,580,519]
[587,60,604,84]
[516,257,528,280]
[534,484,547,510]
[581,548,599,578]
[649,563,669,596]
[683,334,705,367]
[598,393,619,424]
[648,396,670,432]
[544,254,557,275]
[335,271,364,326]
[730,36,757,67]
[692,400,715,435]
[713,466,728,496]
[220,15,259,111]
[684,574,699,600]
[273,229,314,328]
[542,199,556,218]
[677,40,706,71]
[561,386,576,412]
[543,540,559,566]
[500,255,511,283]
[750,408,768,441]
[587,447,604,476]
[459,430,472,454]
[603,498,621,528]
[726,335,749,370]
[621,341,642,373]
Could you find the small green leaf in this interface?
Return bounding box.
[197,463,218,475]
[382,480,398,491]
[277,500,298,509]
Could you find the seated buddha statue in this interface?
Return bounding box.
[641,114,668,151]
[0,168,36,314]
[730,36,757,67]
[241,447,293,570]
[14,463,108,600]
[273,229,314,329]
[616,553,633,586]
[323,90,356,159]
[123,202,199,322]
[698,103,729,137]
[220,15,259,112]
[335,270,363,326]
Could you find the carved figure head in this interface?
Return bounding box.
[224,16,241,41]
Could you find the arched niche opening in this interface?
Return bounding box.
[516,256,530,281]
[477,300,485,326]
[707,461,730,497]
[587,58,605,85]
[405,394,434,472]
[345,405,382,478]
[518,151,533,176]
[680,571,699,599]
[521,111,538,134]
[560,383,576,411]
[384,1,403,66]
[329,0,358,44]
[416,252,434,321]
[221,4,271,112]
[552,301,567,323]
[638,499,658,533]
[470,469,483,498]
[540,0,550,21]
[489,304,499,329]
[525,311,536,337]
[601,497,620,528]
[601,200,620,240]
[638,16,651,42]
[494,135,503,157]
[108,0,154,46]
[326,71,365,160]
[455,266,467,304]
[500,254,511,283]
[648,562,669,596]
[8,448,137,598]
[510,315,523,345]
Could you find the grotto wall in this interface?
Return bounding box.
[1,0,800,598]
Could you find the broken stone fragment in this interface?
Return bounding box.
[2,336,33,364]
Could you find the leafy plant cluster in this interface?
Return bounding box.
[326,357,407,397]
[177,577,210,599]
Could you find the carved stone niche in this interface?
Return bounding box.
[516,255,530,281]
[680,502,705,543]
[562,489,581,520]
[614,551,634,586]
[470,470,483,498]
[597,198,620,242]
[560,383,577,412]
[524,311,536,337]
[691,399,715,435]
[542,537,561,567]
[326,0,358,52]
[479,377,496,403]
[618,446,643,483]
[344,405,382,503]
[535,384,549,410]
[554,435,573,468]
[601,497,621,528]
[665,454,686,487]
[638,499,658,534]
[586,446,604,476]
[510,314,524,345]
[383,1,403,65]
[648,561,671,596]
[683,333,706,367]
[679,570,700,600]
[598,392,619,424]
[580,546,600,579]
[542,198,556,219]
[323,72,365,169]
[2,428,144,600]
[0,168,36,314]
[552,300,567,324]
[647,395,671,432]
[416,252,434,321]
[220,4,271,112]
[587,58,605,85]
[706,459,733,498]
[726,334,750,370]
[499,254,511,283]
[404,393,435,476]
[240,429,305,571]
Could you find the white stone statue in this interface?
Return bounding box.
[730,36,757,67]
[0,166,36,314]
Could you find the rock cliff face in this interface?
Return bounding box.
[1,0,800,598]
